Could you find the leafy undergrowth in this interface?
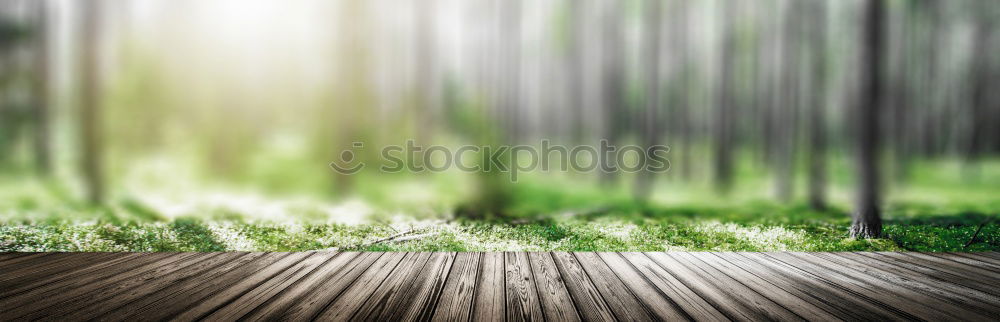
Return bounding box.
[2,211,996,252]
[1,172,998,252]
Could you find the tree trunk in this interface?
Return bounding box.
[775,0,799,203]
[851,0,885,239]
[633,0,662,201]
[599,0,624,186]
[808,0,828,210]
[713,0,735,194]
[79,0,105,204]
[32,0,51,175]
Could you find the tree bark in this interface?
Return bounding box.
[714,0,736,195]
[80,0,105,204]
[633,0,662,201]
[808,0,828,210]
[851,0,885,239]
[32,0,51,175]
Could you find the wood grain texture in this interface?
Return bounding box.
[313,251,408,320]
[1,251,998,321]
[618,252,728,321]
[550,251,617,322]
[471,252,505,322]
[720,252,903,321]
[503,252,544,322]
[769,252,976,321]
[276,252,384,321]
[172,252,314,321]
[526,252,579,322]
[432,252,481,322]
[573,252,657,321]
[646,252,801,321]
[596,252,689,320]
[201,252,336,320]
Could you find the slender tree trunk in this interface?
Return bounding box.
[566,0,585,143]
[775,0,799,203]
[808,1,828,210]
[966,3,995,168]
[32,0,51,175]
[851,0,885,239]
[633,0,662,201]
[599,0,624,186]
[80,0,105,204]
[713,0,735,194]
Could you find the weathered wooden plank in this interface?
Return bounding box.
[242,252,365,321]
[0,253,193,318]
[432,252,481,322]
[314,252,409,320]
[646,252,801,321]
[550,252,616,322]
[472,252,505,322]
[0,252,146,299]
[954,252,1000,264]
[98,252,286,320]
[860,252,1000,297]
[0,252,119,288]
[5,251,1000,322]
[349,252,434,320]
[171,252,314,321]
[939,252,1000,272]
[977,251,1000,261]
[618,252,728,321]
[596,252,690,320]
[897,252,1000,280]
[0,252,52,270]
[574,252,657,321]
[826,252,1000,312]
[50,253,245,320]
[727,252,906,321]
[504,252,544,322]
[526,252,580,322]
[0,252,34,261]
[785,252,992,321]
[0,252,195,318]
[393,252,456,321]
[269,252,384,321]
[202,252,337,320]
[675,252,818,320]
[698,252,860,320]
[765,252,951,320]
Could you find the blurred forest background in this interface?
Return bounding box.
[0,0,998,251]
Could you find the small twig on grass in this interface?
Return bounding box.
[326,220,449,251]
[388,232,440,243]
[964,215,996,249]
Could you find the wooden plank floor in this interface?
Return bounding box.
[2,252,999,321]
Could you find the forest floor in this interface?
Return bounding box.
[3,210,997,252]
[1,177,997,252]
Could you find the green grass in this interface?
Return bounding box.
[1,159,999,252]
[2,201,996,252]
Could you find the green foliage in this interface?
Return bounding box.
[1,159,998,252]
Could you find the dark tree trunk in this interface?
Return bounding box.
[713,0,735,194]
[851,0,885,239]
[808,1,828,210]
[80,0,105,204]
[966,3,995,166]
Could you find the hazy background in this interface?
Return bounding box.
[1,0,999,225]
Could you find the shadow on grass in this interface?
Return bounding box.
[170,218,227,251]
